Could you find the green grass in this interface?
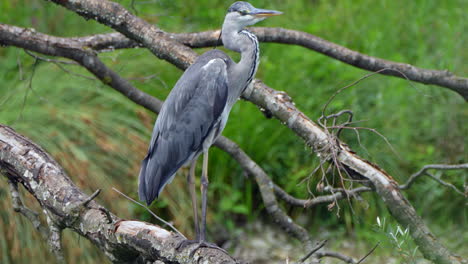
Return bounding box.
[0,0,466,262]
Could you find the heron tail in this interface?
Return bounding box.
[138,153,163,205]
[138,155,151,205]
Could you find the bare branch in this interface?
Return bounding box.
[356,242,380,264]
[251,27,468,100]
[0,24,163,113]
[244,79,463,263]
[274,183,372,208]
[315,250,358,264]
[2,0,465,261]
[24,50,97,81]
[47,222,65,263]
[0,124,237,263]
[0,23,315,253]
[47,28,468,100]
[299,240,327,263]
[7,180,50,240]
[400,164,468,196]
[214,138,314,250]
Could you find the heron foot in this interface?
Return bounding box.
[176,239,228,258]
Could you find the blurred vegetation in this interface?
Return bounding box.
[0,0,466,263]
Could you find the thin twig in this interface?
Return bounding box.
[356,242,380,264]
[24,50,78,65]
[327,126,399,158]
[24,50,96,81]
[18,56,38,122]
[112,187,186,239]
[315,250,357,263]
[299,240,327,263]
[274,183,371,208]
[81,189,102,207]
[400,164,467,195]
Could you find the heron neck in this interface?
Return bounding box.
[222,27,260,104]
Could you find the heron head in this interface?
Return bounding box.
[225,1,282,28]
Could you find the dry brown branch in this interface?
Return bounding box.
[0,124,237,263]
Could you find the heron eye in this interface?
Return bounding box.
[239,10,248,16]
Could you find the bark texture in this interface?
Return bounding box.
[0,125,237,263]
[0,0,466,262]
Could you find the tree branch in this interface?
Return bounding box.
[0,24,163,113]
[2,0,465,261]
[400,164,467,196]
[275,162,467,208]
[0,124,237,263]
[315,251,358,264]
[172,28,467,100]
[274,183,372,208]
[38,28,468,100]
[245,80,463,264]
[6,180,49,238]
[214,138,313,250]
[0,22,316,259]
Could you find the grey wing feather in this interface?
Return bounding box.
[139,52,229,205]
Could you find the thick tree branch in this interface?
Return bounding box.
[0,23,316,259]
[2,0,465,261]
[245,80,463,264]
[39,28,468,100]
[0,124,237,263]
[48,0,195,70]
[0,24,163,113]
[174,27,468,100]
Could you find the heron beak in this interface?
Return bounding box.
[251,8,283,17]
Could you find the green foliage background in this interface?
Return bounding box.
[0,0,466,263]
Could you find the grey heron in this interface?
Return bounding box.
[138,1,281,250]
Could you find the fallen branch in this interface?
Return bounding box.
[0,124,237,263]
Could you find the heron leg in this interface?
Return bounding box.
[176,150,230,257]
[188,157,200,240]
[200,150,209,242]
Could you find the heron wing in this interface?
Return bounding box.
[139,53,229,204]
